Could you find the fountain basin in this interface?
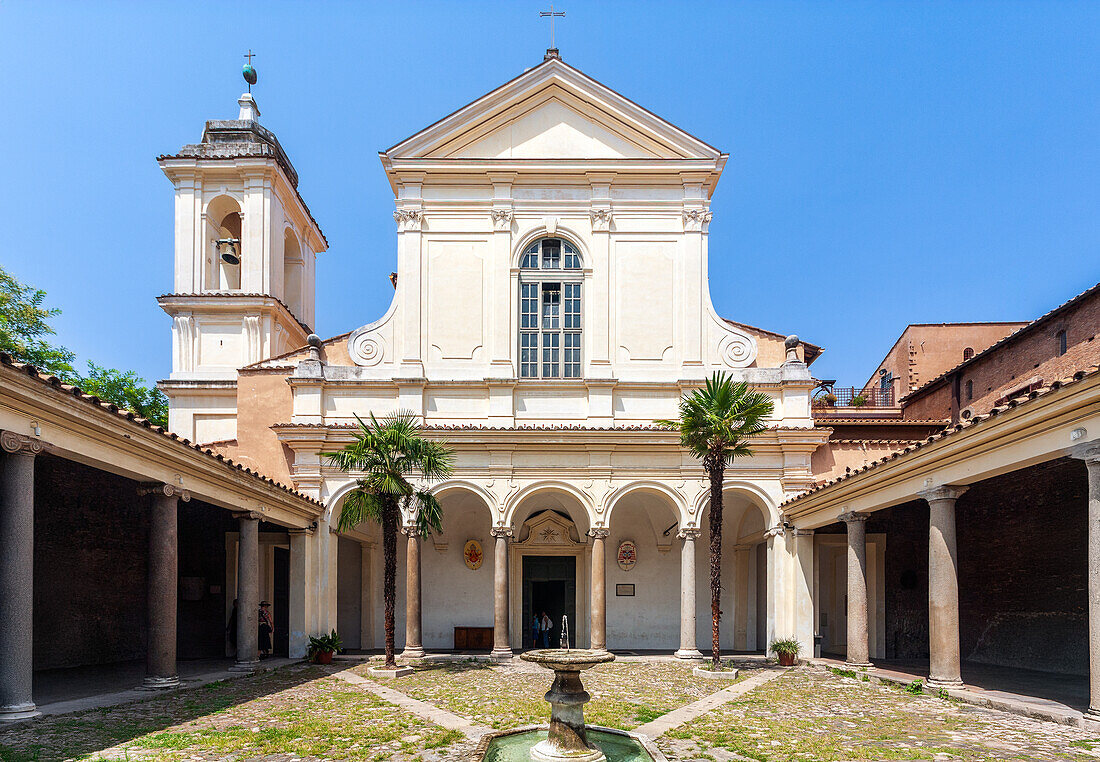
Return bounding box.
[475,725,663,762]
[519,649,616,760]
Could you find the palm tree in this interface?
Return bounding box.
[657,372,774,668]
[324,411,454,668]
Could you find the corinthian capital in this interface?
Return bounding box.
[590,208,612,232]
[490,208,513,230]
[393,209,423,232]
[0,431,45,456]
[682,208,713,232]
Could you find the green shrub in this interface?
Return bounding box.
[769,637,802,656]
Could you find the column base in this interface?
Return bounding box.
[843,661,872,669]
[926,676,963,689]
[490,647,514,660]
[229,660,260,673]
[1085,707,1100,722]
[674,648,705,660]
[141,675,180,690]
[400,646,425,660]
[0,703,40,722]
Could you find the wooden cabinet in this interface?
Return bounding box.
[454,626,494,651]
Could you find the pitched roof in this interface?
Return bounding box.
[901,281,1100,404]
[0,353,322,508]
[781,363,1100,507]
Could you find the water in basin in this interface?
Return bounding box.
[482,729,653,762]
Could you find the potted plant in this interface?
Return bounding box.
[308,629,342,665]
[770,637,802,667]
[813,393,837,407]
[850,393,868,407]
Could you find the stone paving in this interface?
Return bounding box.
[1,658,1098,761]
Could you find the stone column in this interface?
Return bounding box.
[675,528,703,659]
[733,545,751,651]
[1075,445,1100,718]
[0,432,43,721]
[140,484,188,688]
[919,485,968,688]
[840,511,871,667]
[589,528,609,652]
[490,526,513,659]
[231,512,260,672]
[402,526,425,659]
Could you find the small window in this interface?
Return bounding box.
[1056,329,1067,356]
[963,347,974,361]
[966,379,973,401]
[520,238,582,271]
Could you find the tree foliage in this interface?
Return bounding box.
[0,265,168,427]
[657,372,775,668]
[324,412,454,667]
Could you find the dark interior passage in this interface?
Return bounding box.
[522,555,576,648]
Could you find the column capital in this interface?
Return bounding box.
[839,511,868,524]
[490,526,513,539]
[917,485,969,502]
[1070,440,1100,465]
[676,526,702,540]
[588,527,610,539]
[232,510,262,521]
[0,431,45,456]
[402,524,423,538]
[138,482,191,502]
[287,527,314,537]
[790,527,815,537]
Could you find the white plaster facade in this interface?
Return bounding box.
[162,56,831,657]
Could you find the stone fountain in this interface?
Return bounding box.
[475,648,660,761]
[522,649,615,761]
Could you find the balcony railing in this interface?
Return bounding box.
[812,385,895,409]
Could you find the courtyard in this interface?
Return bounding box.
[0,657,1096,762]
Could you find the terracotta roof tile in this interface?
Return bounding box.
[0,353,322,508]
[782,364,1100,507]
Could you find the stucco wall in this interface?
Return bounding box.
[811,440,912,483]
[606,502,680,649]
[420,503,495,648]
[235,370,296,483]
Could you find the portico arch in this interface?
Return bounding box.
[604,482,685,650]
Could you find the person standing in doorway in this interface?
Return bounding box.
[531,613,540,649]
[258,601,274,659]
[540,611,552,648]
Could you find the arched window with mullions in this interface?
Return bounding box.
[518,237,583,379]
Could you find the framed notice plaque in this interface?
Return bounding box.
[615,584,635,597]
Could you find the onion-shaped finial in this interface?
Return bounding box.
[242,50,257,91]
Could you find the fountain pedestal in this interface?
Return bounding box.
[522,649,616,761]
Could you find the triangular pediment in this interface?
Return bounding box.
[385,58,721,162]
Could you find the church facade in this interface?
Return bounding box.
[158,54,829,658]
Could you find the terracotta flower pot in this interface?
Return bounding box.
[315,650,334,665]
[777,651,796,667]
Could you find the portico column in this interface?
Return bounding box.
[919,485,968,688]
[733,545,751,651]
[231,512,260,672]
[589,527,609,652]
[140,483,189,689]
[675,528,703,659]
[840,511,871,668]
[0,432,44,722]
[1073,443,1100,717]
[402,526,425,659]
[490,526,513,659]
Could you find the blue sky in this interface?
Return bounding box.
[1,1,1097,386]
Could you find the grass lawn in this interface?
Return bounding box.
[660,668,1100,761]
[356,657,754,731]
[0,664,465,762]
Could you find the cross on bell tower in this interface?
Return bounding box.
[540,3,565,60]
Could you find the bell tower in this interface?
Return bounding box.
[157,59,327,443]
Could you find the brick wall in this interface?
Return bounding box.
[871,501,930,659]
[33,455,148,670]
[903,286,1100,422]
[33,454,233,669]
[956,457,1087,675]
